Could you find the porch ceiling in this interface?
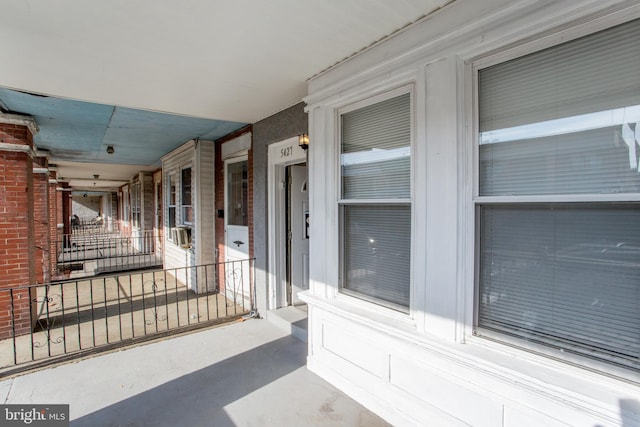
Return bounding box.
[0,0,452,190]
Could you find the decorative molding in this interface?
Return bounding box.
[35,150,51,159]
[0,111,39,135]
[160,139,196,162]
[221,132,252,159]
[0,142,36,158]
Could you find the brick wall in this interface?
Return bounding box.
[0,122,37,339]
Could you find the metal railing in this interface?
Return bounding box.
[71,217,119,236]
[57,230,161,274]
[0,259,256,374]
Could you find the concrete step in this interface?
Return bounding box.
[266,305,308,342]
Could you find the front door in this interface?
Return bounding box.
[287,164,309,305]
[224,157,250,298]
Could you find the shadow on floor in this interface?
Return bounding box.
[72,334,309,427]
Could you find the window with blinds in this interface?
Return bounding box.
[339,91,412,312]
[476,19,640,372]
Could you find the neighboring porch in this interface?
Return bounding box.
[57,229,162,278]
[0,318,389,427]
[0,260,255,373]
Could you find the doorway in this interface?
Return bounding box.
[286,164,309,305]
[224,156,251,304]
[267,137,309,309]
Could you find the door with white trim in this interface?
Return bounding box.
[224,156,250,300]
[288,164,309,305]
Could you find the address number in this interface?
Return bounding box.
[280,146,293,158]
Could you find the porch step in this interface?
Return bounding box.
[266,305,308,343]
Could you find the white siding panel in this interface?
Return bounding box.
[322,322,388,380]
[390,355,504,427]
[196,140,216,266]
[162,144,196,278]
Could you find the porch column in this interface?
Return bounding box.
[33,154,50,284]
[48,167,60,280]
[0,114,38,339]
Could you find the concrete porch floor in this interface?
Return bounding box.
[0,318,390,427]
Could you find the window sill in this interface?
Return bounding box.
[300,292,640,422]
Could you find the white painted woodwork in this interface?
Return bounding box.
[301,1,640,426]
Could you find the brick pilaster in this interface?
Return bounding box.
[0,116,38,339]
[48,169,60,280]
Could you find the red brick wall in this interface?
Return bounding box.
[0,122,37,339]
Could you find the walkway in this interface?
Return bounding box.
[0,318,390,427]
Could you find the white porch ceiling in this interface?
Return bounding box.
[0,0,452,190]
[0,0,450,123]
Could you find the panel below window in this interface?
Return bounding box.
[477,204,640,371]
[342,205,411,311]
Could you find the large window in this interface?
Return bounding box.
[181,167,193,225]
[339,91,412,312]
[476,19,640,372]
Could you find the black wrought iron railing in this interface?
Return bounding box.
[57,230,161,274]
[70,217,118,236]
[0,259,256,374]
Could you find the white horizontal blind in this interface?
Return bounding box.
[340,92,411,311]
[343,205,411,308]
[342,93,410,199]
[479,19,640,196]
[479,19,640,132]
[476,19,640,371]
[479,205,640,370]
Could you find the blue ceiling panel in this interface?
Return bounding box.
[0,88,247,166]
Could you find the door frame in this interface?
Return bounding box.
[224,155,249,262]
[267,137,307,309]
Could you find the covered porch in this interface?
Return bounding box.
[0,318,388,427]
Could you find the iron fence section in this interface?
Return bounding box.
[0,259,256,373]
[71,217,119,236]
[57,230,161,274]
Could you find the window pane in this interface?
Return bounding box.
[168,207,175,229]
[478,205,640,369]
[341,93,410,199]
[479,19,640,196]
[169,176,176,205]
[181,168,192,206]
[343,205,410,310]
[227,160,248,226]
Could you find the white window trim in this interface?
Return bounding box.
[180,165,193,226]
[166,172,177,241]
[463,13,640,382]
[122,185,130,225]
[335,84,418,318]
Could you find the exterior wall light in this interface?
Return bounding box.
[298,134,309,150]
[106,145,115,154]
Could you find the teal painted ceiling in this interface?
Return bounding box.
[0,88,246,166]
